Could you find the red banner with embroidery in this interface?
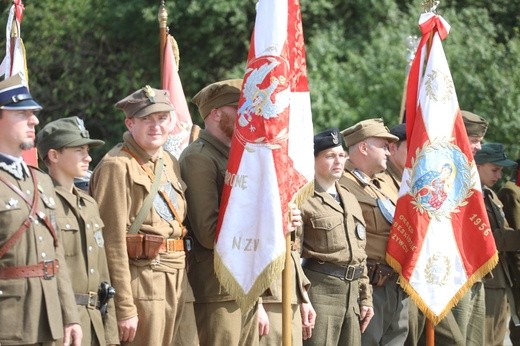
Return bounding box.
[214,0,314,310]
[386,13,498,324]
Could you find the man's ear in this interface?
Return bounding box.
[47,148,59,163]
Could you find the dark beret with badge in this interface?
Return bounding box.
[116,85,174,119]
[192,79,243,120]
[461,110,488,137]
[0,72,42,111]
[474,143,517,167]
[341,118,399,147]
[36,116,105,159]
[313,128,344,156]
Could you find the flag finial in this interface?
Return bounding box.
[422,0,440,13]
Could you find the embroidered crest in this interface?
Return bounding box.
[237,56,290,130]
[425,252,451,286]
[424,69,455,104]
[409,139,473,220]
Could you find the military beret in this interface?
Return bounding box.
[192,79,242,120]
[0,73,42,111]
[474,143,516,167]
[341,118,399,147]
[461,110,488,137]
[389,123,407,142]
[116,86,174,118]
[36,116,104,159]
[314,128,344,156]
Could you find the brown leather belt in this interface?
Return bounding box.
[0,259,59,280]
[302,258,363,281]
[75,291,98,308]
[159,238,184,253]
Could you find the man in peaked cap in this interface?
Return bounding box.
[90,86,198,345]
[385,123,407,193]
[473,143,520,345]
[462,110,489,155]
[0,73,83,345]
[179,79,262,345]
[300,128,373,345]
[338,118,410,345]
[36,116,119,345]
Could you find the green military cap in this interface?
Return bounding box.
[474,143,516,167]
[314,128,344,156]
[36,116,104,159]
[341,118,399,147]
[116,85,174,118]
[461,110,488,137]
[192,79,242,120]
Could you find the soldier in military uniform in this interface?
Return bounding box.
[338,118,408,345]
[36,116,119,345]
[385,123,407,194]
[0,74,82,345]
[474,143,519,345]
[299,128,373,345]
[90,86,197,345]
[499,157,520,345]
[179,79,260,345]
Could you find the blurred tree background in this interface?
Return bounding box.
[1,0,519,170]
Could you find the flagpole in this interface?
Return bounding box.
[398,35,419,123]
[282,233,293,345]
[158,1,168,86]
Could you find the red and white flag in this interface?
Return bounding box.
[162,34,193,159]
[214,0,314,310]
[0,0,37,166]
[386,13,498,324]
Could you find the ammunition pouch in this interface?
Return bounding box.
[366,259,399,287]
[126,233,164,260]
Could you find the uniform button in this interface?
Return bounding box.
[26,190,31,195]
[94,224,99,228]
[66,224,71,229]
[88,246,93,252]
[38,236,43,242]
[0,290,3,295]
[41,252,46,258]
[90,268,95,274]
[86,224,90,229]
[34,219,39,225]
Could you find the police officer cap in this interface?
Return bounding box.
[116,85,174,118]
[314,128,344,156]
[0,73,42,111]
[341,118,399,147]
[389,123,406,142]
[37,116,104,159]
[474,143,516,167]
[192,79,242,120]
[461,110,488,137]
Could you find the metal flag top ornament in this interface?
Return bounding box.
[385,7,498,324]
[214,0,314,311]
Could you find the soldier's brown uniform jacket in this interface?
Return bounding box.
[0,160,79,345]
[54,184,118,345]
[90,132,195,345]
[499,181,520,230]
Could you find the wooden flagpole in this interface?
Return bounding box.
[158,1,168,86]
[282,233,293,345]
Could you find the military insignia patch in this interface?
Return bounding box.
[154,183,178,222]
[409,140,472,220]
[355,223,366,240]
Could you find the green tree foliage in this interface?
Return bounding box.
[1,0,518,164]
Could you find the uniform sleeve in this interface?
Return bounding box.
[358,266,373,308]
[90,159,137,321]
[498,187,520,230]
[180,151,220,249]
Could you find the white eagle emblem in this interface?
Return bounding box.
[238,56,290,128]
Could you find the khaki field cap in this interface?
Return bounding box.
[461,110,488,137]
[192,79,242,119]
[0,73,42,111]
[474,143,517,167]
[116,85,174,118]
[314,128,344,156]
[36,116,105,159]
[341,118,399,147]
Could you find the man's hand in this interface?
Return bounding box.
[118,315,139,342]
[288,203,302,232]
[359,305,374,333]
[257,303,270,336]
[63,323,82,346]
[300,301,316,340]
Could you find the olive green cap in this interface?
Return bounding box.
[341,118,399,147]
[116,85,174,118]
[461,110,488,137]
[192,79,242,120]
[36,116,104,159]
[474,143,516,167]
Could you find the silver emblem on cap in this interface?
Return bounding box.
[331,131,339,145]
